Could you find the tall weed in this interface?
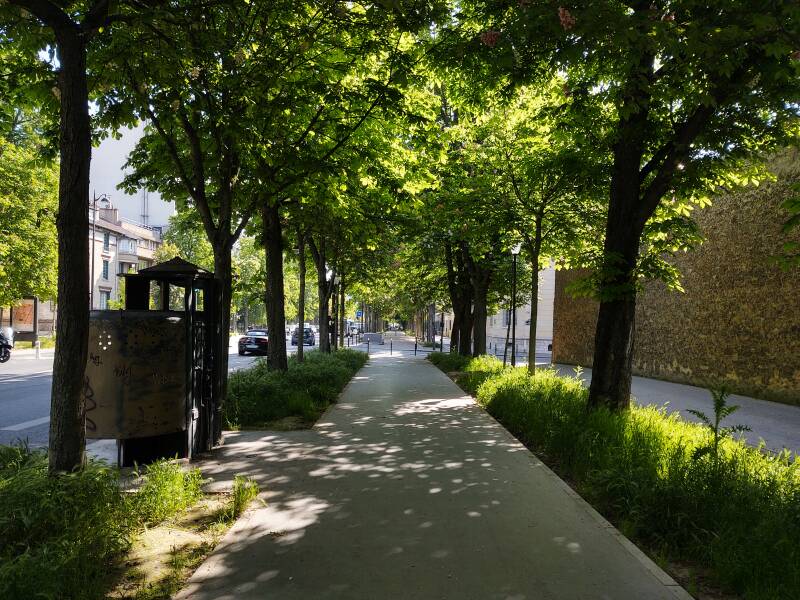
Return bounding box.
[131,459,204,526]
[0,450,209,599]
[0,451,131,599]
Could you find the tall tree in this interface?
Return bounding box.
[1,0,152,471]
[0,137,58,307]
[107,2,266,427]
[449,1,800,408]
[476,85,605,372]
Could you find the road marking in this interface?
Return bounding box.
[1,416,50,431]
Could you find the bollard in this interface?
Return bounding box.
[35,339,41,360]
[390,340,393,355]
[367,338,370,354]
[414,341,417,356]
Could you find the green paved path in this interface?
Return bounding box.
[179,351,689,599]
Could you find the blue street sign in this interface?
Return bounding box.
[356,309,363,318]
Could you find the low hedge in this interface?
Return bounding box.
[429,354,800,600]
[225,348,368,428]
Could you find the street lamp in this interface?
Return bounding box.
[510,243,522,367]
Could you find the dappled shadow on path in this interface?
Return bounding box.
[182,355,683,600]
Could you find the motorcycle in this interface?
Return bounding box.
[0,327,13,363]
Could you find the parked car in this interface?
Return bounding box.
[291,327,316,346]
[238,329,269,355]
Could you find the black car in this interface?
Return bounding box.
[291,327,316,346]
[238,329,269,355]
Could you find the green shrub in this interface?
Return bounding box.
[0,450,132,600]
[225,348,368,428]
[432,358,800,600]
[131,459,204,526]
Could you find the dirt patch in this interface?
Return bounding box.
[107,496,231,599]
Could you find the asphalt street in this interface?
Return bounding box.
[2,339,797,456]
[0,335,319,448]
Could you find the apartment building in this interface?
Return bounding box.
[90,197,163,309]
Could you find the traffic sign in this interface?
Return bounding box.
[356,309,363,318]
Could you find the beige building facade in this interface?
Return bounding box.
[89,198,163,310]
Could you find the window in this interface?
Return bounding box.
[502,309,511,327]
[102,260,109,280]
[120,239,135,254]
[100,290,110,310]
[103,232,110,250]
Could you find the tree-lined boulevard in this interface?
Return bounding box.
[2,1,800,598]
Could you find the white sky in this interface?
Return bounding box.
[90,124,174,228]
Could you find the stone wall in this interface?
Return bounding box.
[553,152,800,404]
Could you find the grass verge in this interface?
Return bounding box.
[0,448,209,600]
[224,348,368,429]
[428,352,800,600]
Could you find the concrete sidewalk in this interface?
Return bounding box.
[180,353,689,600]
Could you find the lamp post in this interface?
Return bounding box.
[510,243,522,367]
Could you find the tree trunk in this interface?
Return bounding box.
[587,173,644,410]
[457,303,473,356]
[331,282,339,350]
[444,241,473,357]
[49,32,90,473]
[450,311,460,354]
[472,281,489,356]
[462,243,492,357]
[297,231,306,362]
[316,266,331,351]
[212,245,232,445]
[307,235,332,352]
[527,225,542,374]
[503,308,511,365]
[339,277,345,347]
[262,202,288,371]
[527,267,539,375]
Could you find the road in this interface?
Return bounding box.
[4,341,797,456]
[0,335,319,449]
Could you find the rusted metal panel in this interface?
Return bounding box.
[85,311,186,439]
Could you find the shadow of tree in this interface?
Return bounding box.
[182,355,683,600]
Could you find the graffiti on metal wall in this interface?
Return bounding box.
[85,311,186,439]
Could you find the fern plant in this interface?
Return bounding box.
[688,387,750,469]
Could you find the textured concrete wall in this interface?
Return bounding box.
[553,153,800,404]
